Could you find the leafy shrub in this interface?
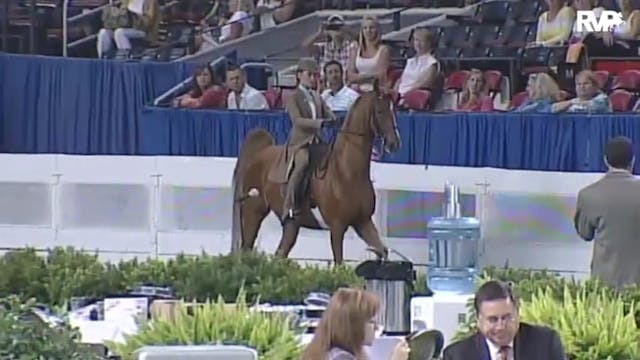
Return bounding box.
[521,285,640,360]
[0,296,103,359]
[106,290,302,360]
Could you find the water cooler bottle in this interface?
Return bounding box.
[426,182,480,295]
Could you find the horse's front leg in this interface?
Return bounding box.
[354,218,389,260]
[329,224,348,265]
[275,220,300,258]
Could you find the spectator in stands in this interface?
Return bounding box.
[173,64,226,109]
[570,0,605,43]
[218,0,254,43]
[457,69,494,112]
[514,73,561,113]
[226,65,269,110]
[97,0,160,58]
[303,15,356,79]
[528,0,575,47]
[581,0,640,56]
[552,70,612,113]
[302,288,410,360]
[347,16,391,90]
[257,0,299,29]
[321,60,360,112]
[395,28,439,97]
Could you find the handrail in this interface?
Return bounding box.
[153,55,228,106]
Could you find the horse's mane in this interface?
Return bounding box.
[342,91,374,128]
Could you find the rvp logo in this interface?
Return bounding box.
[576,10,625,32]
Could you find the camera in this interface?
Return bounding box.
[325,22,342,31]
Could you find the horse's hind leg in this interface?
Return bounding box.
[275,221,300,258]
[241,198,269,251]
[353,219,389,260]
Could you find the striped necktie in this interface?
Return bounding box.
[498,345,511,360]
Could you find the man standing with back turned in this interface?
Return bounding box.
[574,136,640,289]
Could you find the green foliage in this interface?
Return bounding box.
[0,296,103,359]
[520,285,640,360]
[106,289,302,360]
[0,247,364,307]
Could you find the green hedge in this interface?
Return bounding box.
[0,247,365,306]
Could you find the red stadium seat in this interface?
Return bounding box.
[263,88,281,109]
[612,69,640,92]
[609,90,635,112]
[445,70,469,92]
[592,70,611,92]
[509,91,528,110]
[483,70,503,94]
[402,89,431,111]
[388,68,404,88]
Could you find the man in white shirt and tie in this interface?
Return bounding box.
[226,64,269,110]
[442,281,566,360]
[321,60,359,112]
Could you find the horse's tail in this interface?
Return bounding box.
[231,128,275,253]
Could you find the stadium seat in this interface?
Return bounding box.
[509,91,529,109]
[460,47,490,58]
[510,1,541,23]
[611,69,640,93]
[474,1,512,23]
[484,70,503,94]
[592,70,612,92]
[263,88,281,109]
[466,25,501,48]
[439,27,469,49]
[402,89,431,111]
[609,90,635,111]
[445,70,469,92]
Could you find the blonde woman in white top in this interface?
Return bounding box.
[347,16,391,90]
[395,28,439,96]
[529,0,575,47]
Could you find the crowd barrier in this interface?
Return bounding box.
[140,106,640,173]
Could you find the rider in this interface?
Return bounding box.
[282,58,337,221]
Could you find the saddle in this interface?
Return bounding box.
[267,141,330,209]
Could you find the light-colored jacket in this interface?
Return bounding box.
[574,170,640,289]
[326,347,357,360]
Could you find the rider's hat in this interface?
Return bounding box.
[297,58,319,74]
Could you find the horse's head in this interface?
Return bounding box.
[353,80,401,153]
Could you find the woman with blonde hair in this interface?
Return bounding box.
[457,69,494,112]
[395,28,439,97]
[514,72,561,113]
[552,70,611,113]
[302,288,410,360]
[347,16,391,90]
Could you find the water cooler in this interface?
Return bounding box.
[410,182,480,345]
[426,182,480,294]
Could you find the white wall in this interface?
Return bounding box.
[0,154,603,277]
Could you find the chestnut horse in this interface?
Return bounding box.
[231,87,401,264]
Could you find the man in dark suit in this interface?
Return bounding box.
[442,281,565,360]
[574,136,640,290]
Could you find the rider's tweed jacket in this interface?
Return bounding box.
[285,87,334,152]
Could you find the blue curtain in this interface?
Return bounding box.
[139,107,640,173]
[0,52,193,154]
